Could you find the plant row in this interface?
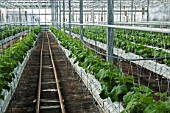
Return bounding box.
[30,26,41,35]
[70,26,170,49]
[50,26,170,113]
[69,26,170,66]
[0,26,29,40]
[0,26,41,99]
[117,30,170,50]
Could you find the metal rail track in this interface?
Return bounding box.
[36,31,65,113]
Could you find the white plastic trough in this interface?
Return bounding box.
[0,33,39,113]
[53,36,124,113]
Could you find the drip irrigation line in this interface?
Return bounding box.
[80,39,170,62]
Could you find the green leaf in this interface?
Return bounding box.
[155,92,168,101]
[99,85,110,99]
[109,85,128,102]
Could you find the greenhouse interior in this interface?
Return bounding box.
[0,0,170,113]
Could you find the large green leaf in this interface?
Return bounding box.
[109,85,128,102]
[99,85,110,99]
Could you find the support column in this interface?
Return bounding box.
[0,10,1,22]
[45,1,46,29]
[54,0,56,26]
[131,0,134,22]
[68,0,71,36]
[120,0,121,22]
[4,4,7,24]
[59,0,61,28]
[6,10,9,24]
[25,11,27,24]
[31,4,34,28]
[56,0,58,28]
[91,8,94,23]
[13,8,15,25]
[107,0,114,64]
[147,0,149,21]
[19,8,21,25]
[51,1,54,26]
[38,0,40,25]
[71,7,74,21]
[101,6,104,22]
[63,0,65,33]
[134,5,136,22]
[80,0,83,40]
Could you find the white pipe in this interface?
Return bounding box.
[64,22,170,34]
